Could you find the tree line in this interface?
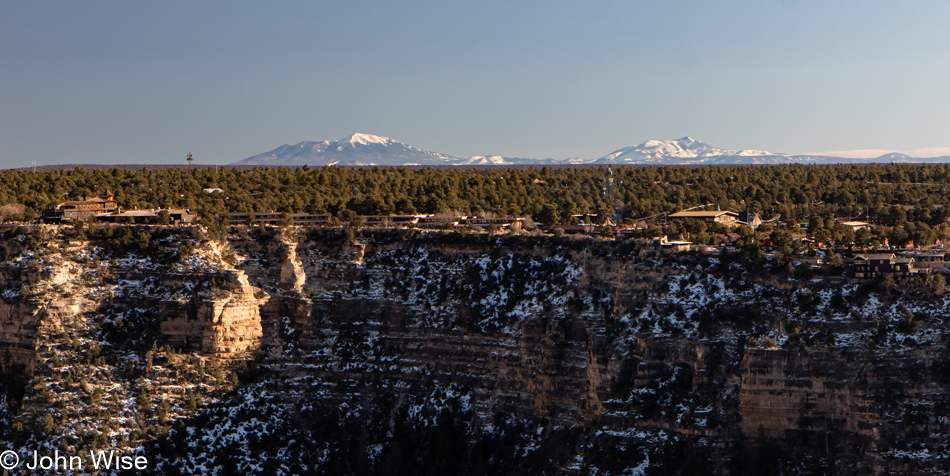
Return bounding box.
[1,164,950,234]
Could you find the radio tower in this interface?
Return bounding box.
[186,153,194,169]
[603,166,620,224]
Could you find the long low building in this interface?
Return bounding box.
[226,212,529,229]
[227,212,332,226]
[458,217,526,227]
[667,210,739,226]
[98,209,198,225]
[362,215,429,226]
[416,216,460,229]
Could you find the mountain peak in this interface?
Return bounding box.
[598,137,779,164]
[638,137,710,150]
[234,133,456,166]
[875,152,914,161]
[344,133,392,146]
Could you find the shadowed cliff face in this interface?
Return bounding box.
[2,226,950,474]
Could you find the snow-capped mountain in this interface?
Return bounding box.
[234,134,950,167]
[454,155,559,165]
[593,137,950,165]
[601,137,740,161]
[593,137,830,165]
[234,133,458,166]
[455,155,510,165]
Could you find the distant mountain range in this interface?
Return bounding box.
[233,133,950,166]
[234,133,456,166]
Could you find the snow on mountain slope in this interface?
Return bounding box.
[597,137,781,164]
[590,137,881,165]
[234,134,950,167]
[233,133,458,166]
[345,132,392,146]
[456,156,510,165]
[453,155,552,165]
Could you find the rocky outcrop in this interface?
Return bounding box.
[160,270,265,355]
[279,242,306,292]
[199,284,265,355]
[1,297,97,375]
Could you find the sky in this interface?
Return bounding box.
[2,1,950,166]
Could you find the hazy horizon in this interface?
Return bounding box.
[3,1,950,166]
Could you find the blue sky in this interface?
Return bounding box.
[2,1,949,166]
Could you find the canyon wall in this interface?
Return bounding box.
[1,226,949,474]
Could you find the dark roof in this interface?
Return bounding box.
[855,253,896,261]
[669,210,738,218]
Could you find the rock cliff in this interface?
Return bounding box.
[1,225,949,474]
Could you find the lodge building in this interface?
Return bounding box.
[41,191,197,224]
[852,253,920,278]
[41,191,119,222]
